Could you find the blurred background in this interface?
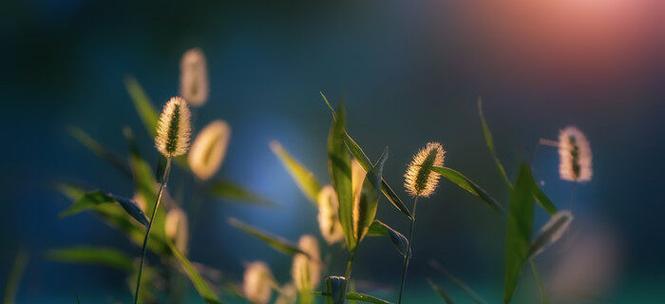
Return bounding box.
[1,0,664,302]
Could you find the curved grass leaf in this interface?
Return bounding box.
[321,92,411,220]
[46,246,133,272]
[429,260,487,304]
[354,148,388,245]
[107,193,149,226]
[60,191,148,227]
[477,98,512,189]
[168,243,222,304]
[3,250,28,304]
[69,127,132,177]
[207,179,272,206]
[227,218,306,257]
[125,76,158,137]
[528,210,573,259]
[270,141,321,205]
[430,166,503,213]
[346,292,392,304]
[503,164,535,304]
[525,172,557,215]
[427,279,455,304]
[367,220,409,257]
[328,105,355,251]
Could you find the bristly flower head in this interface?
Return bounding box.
[558,126,592,182]
[404,142,445,197]
[165,207,189,255]
[317,185,344,245]
[188,120,231,180]
[180,48,209,107]
[155,97,191,157]
[243,261,274,304]
[291,235,321,291]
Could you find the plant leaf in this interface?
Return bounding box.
[46,246,134,272]
[168,242,222,304]
[427,278,455,304]
[69,127,132,177]
[207,179,272,205]
[430,166,504,213]
[525,174,557,215]
[429,260,487,304]
[503,164,535,304]
[60,191,148,227]
[125,76,158,137]
[328,105,355,251]
[477,98,512,189]
[528,210,573,259]
[346,292,392,304]
[354,148,388,245]
[367,220,409,257]
[321,92,411,220]
[270,141,321,205]
[3,250,28,304]
[529,260,548,304]
[227,218,306,257]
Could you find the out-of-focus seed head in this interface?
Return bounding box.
[291,235,321,291]
[165,207,189,255]
[317,185,344,245]
[180,48,209,107]
[243,261,274,304]
[188,120,231,180]
[558,126,592,182]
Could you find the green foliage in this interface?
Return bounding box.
[125,76,158,137]
[367,220,409,257]
[345,292,392,304]
[3,250,28,304]
[270,141,322,205]
[69,127,132,177]
[429,260,487,304]
[427,279,455,304]
[503,165,535,304]
[207,179,272,205]
[60,191,149,227]
[227,218,307,257]
[46,246,134,272]
[353,148,388,245]
[477,98,512,189]
[167,243,222,304]
[430,166,504,213]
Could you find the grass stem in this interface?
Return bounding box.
[134,158,172,304]
[398,197,419,304]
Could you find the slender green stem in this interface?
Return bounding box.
[398,197,419,304]
[134,158,172,304]
[344,251,356,280]
[529,259,548,304]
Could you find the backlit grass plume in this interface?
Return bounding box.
[135,97,191,304]
[155,97,192,158]
[291,235,321,298]
[399,142,445,304]
[404,142,445,197]
[180,48,209,107]
[558,126,592,182]
[243,261,274,304]
[165,207,189,255]
[188,120,231,180]
[317,185,344,245]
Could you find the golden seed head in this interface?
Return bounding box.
[317,185,344,245]
[165,207,189,255]
[291,235,321,291]
[404,142,445,197]
[558,126,592,182]
[243,261,274,304]
[180,48,209,107]
[188,120,231,180]
[155,97,191,157]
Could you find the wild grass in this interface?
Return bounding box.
[9,47,598,304]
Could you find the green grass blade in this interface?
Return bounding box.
[430,166,504,213]
[320,92,411,220]
[346,292,392,304]
[503,164,536,303]
[529,260,548,304]
[524,172,557,215]
[327,104,355,251]
[207,179,273,206]
[227,218,307,257]
[477,98,512,189]
[3,250,28,304]
[367,220,409,257]
[46,246,133,272]
[429,260,487,304]
[69,127,132,177]
[270,141,321,205]
[168,243,222,304]
[427,279,455,304]
[125,76,158,137]
[60,191,149,227]
[355,148,388,244]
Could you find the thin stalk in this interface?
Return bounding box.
[344,251,356,280]
[398,197,419,304]
[529,259,548,304]
[134,158,173,304]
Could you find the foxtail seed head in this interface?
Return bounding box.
[188,120,231,180]
[243,261,274,304]
[317,185,344,245]
[165,207,189,255]
[291,235,321,291]
[558,126,592,182]
[404,142,445,197]
[155,97,191,157]
[180,48,209,107]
